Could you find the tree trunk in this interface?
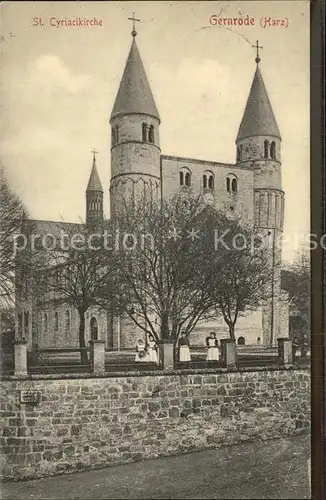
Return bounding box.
[161,311,170,341]
[78,310,88,364]
[228,323,235,340]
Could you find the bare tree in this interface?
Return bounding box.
[0,167,26,307]
[211,221,274,340]
[33,222,113,363]
[282,249,310,354]
[98,194,247,345]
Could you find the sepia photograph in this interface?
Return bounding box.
[0,1,313,498]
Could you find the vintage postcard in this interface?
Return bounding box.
[0,1,315,499]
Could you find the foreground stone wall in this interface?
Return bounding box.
[0,367,310,480]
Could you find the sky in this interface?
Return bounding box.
[0,1,310,262]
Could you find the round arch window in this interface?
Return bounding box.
[90,317,98,340]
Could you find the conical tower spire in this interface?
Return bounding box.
[86,150,103,225]
[86,150,103,193]
[236,50,280,142]
[110,35,160,122]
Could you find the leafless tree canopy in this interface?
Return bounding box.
[0,168,26,308]
[33,222,114,362]
[282,249,310,351]
[98,194,273,343]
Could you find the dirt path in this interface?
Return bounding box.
[1,434,310,499]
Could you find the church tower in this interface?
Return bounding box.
[109,22,161,216]
[235,43,285,345]
[86,151,104,226]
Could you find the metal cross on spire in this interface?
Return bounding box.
[252,40,263,64]
[91,149,98,163]
[128,12,140,37]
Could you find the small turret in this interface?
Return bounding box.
[86,150,103,226]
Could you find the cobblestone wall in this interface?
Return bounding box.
[0,368,310,480]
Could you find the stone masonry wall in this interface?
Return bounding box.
[0,368,310,481]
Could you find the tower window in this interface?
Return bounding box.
[18,313,22,334]
[270,141,276,159]
[148,125,154,144]
[264,140,269,158]
[142,123,147,142]
[208,175,214,190]
[115,125,119,144]
[227,174,238,194]
[65,310,70,331]
[111,127,116,146]
[179,167,191,187]
[44,313,48,333]
[203,175,207,189]
[24,311,29,331]
[54,312,59,332]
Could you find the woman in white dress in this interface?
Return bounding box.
[147,335,159,364]
[178,331,191,363]
[135,339,148,362]
[206,332,219,362]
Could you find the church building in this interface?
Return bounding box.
[16,25,289,351]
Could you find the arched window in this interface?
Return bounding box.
[270,141,276,159]
[18,313,22,334]
[264,140,269,158]
[54,312,59,332]
[227,174,238,194]
[203,171,214,190]
[65,310,70,331]
[142,123,147,142]
[24,311,29,330]
[148,125,154,143]
[237,336,245,345]
[115,125,119,144]
[180,167,191,187]
[257,337,261,345]
[90,317,98,340]
[44,313,48,333]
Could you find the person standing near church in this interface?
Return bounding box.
[135,338,148,362]
[206,331,219,362]
[147,334,159,364]
[178,331,191,363]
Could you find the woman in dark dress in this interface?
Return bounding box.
[178,331,191,362]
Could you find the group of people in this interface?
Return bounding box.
[135,335,159,364]
[135,331,220,364]
[178,331,220,362]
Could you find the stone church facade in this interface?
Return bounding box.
[16,29,289,351]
